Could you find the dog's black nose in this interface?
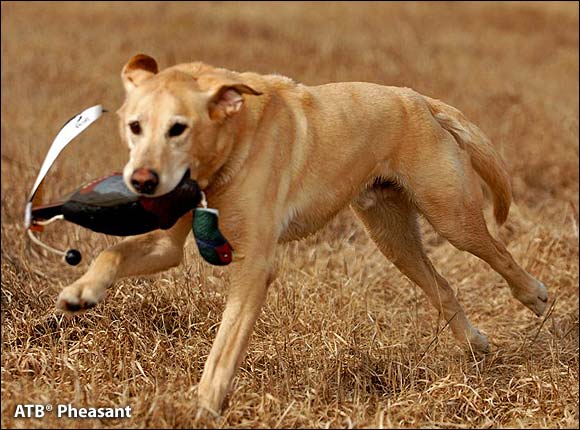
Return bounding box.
[131,168,159,194]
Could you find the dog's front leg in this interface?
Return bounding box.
[57,213,192,311]
[197,236,275,415]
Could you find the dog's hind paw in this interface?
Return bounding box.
[512,279,548,317]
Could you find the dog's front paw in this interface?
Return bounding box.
[195,403,221,421]
[465,327,490,354]
[57,281,106,312]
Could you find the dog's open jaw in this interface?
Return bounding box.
[168,169,193,194]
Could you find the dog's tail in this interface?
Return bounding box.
[424,96,512,225]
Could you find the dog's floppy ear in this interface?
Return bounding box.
[208,84,262,121]
[121,54,159,92]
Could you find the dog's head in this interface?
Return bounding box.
[117,54,261,196]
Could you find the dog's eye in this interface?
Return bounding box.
[168,123,187,138]
[129,121,141,135]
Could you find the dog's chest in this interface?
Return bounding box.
[278,195,346,242]
[279,215,331,242]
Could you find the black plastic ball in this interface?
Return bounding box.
[65,249,82,266]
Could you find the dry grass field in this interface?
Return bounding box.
[1,1,578,428]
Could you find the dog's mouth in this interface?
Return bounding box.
[176,169,192,189]
[159,168,193,197]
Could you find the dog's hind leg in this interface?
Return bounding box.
[57,212,193,311]
[404,141,548,317]
[351,184,490,353]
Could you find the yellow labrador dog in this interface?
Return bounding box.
[57,54,548,413]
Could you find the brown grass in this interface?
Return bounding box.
[1,1,578,428]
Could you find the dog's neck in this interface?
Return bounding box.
[203,117,255,196]
[204,93,269,196]
[204,127,246,194]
